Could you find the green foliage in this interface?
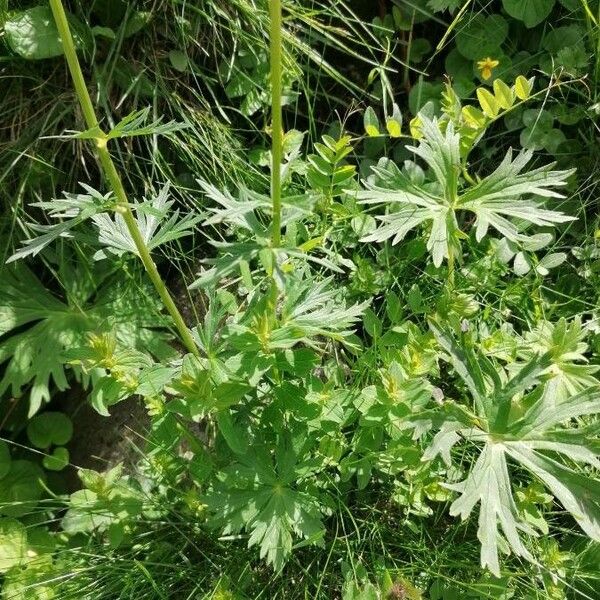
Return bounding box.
[503,0,556,28]
[307,134,357,204]
[4,6,87,59]
[71,107,189,141]
[357,115,574,267]
[0,519,26,573]
[456,14,508,60]
[91,184,201,259]
[26,412,72,449]
[1,0,600,597]
[0,261,173,415]
[424,322,600,576]
[0,442,9,480]
[62,465,145,538]
[205,436,325,572]
[427,0,463,12]
[7,185,115,263]
[0,461,45,518]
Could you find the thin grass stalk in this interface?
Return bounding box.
[269,0,283,248]
[48,0,199,358]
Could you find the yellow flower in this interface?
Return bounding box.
[477,57,499,80]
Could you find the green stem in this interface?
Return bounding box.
[49,0,198,358]
[447,244,455,290]
[269,0,283,249]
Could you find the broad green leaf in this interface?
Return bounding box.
[282,129,305,155]
[427,0,463,10]
[61,489,113,534]
[455,14,508,60]
[522,108,554,130]
[5,6,87,60]
[386,104,403,138]
[92,25,116,39]
[514,75,534,100]
[461,105,486,130]
[350,214,377,237]
[477,88,500,118]
[0,261,173,416]
[0,519,26,573]
[0,461,45,518]
[43,447,70,471]
[536,252,566,275]
[27,412,73,449]
[363,308,383,338]
[386,117,402,138]
[493,79,515,110]
[123,10,152,38]
[408,80,443,115]
[513,251,532,275]
[204,443,325,571]
[386,291,403,323]
[364,107,380,137]
[502,0,555,28]
[168,49,188,72]
[542,24,586,54]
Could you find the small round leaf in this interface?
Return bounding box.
[43,447,70,472]
[27,412,73,449]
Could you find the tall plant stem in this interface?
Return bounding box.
[269,0,283,248]
[49,0,198,358]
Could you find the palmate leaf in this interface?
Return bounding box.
[189,240,345,290]
[425,324,600,576]
[0,262,173,416]
[457,150,575,243]
[7,184,114,263]
[92,183,201,259]
[190,180,334,289]
[515,318,600,404]
[198,179,314,235]
[204,439,325,571]
[223,275,367,352]
[277,277,368,344]
[357,116,575,267]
